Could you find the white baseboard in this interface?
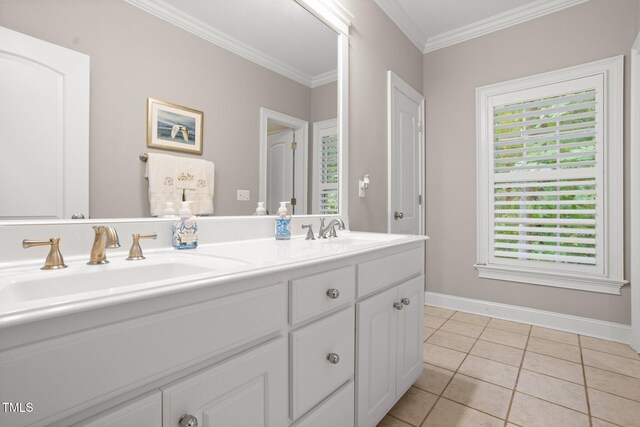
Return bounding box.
[425,291,632,345]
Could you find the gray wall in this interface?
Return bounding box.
[0,0,328,218]
[341,0,424,233]
[423,0,638,324]
[311,81,338,123]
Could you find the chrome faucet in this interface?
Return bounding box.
[318,218,346,239]
[88,225,120,265]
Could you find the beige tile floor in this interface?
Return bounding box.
[378,306,640,427]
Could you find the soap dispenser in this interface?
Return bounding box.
[255,202,267,216]
[275,201,291,240]
[172,201,198,249]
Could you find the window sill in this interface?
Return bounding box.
[474,264,627,295]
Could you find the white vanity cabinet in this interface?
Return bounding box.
[356,250,425,427]
[0,236,425,427]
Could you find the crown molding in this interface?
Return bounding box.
[424,0,590,53]
[125,0,337,88]
[373,0,428,52]
[311,69,338,88]
[295,0,352,35]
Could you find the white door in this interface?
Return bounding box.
[356,287,398,427]
[0,26,89,220]
[395,276,425,396]
[267,129,294,215]
[388,71,424,235]
[162,338,288,427]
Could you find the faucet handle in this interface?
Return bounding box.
[23,237,68,270]
[301,224,316,240]
[329,224,338,238]
[127,233,157,260]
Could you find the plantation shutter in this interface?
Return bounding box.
[318,132,339,215]
[489,75,603,273]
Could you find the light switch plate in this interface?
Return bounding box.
[237,190,250,201]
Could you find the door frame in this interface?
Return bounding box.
[259,108,309,215]
[631,33,640,351]
[387,71,425,234]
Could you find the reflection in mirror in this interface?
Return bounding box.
[0,0,339,220]
[0,26,89,220]
[261,109,309,216]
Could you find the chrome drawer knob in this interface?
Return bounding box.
[326,288,340,299]
[179,414,198,427]
[401,298,411,306]
[393,302,403,310]
[327,353,340,364]
[394,211,404,220]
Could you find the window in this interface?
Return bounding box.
[475,56,625,294]
[313,119,339,215]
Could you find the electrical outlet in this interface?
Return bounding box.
[237,190,250,201]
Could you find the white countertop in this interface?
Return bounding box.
[0,231,427,329]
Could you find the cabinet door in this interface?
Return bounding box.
[396,275,425,396]
[162,338,287,427]
[356,287,398,427]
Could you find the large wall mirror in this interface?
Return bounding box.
[0,0,347,221]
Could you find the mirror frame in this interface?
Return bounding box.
[0,0,350,226]
[294,0,351,219]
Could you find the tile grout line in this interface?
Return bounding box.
[418,310,461,426]
[579,335,594,427]
[424,307,640,425]
[503,323,532,427]
[419,311,497,426]
[423,309,640,425]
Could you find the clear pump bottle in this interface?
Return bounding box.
[172,201,198,249]
[275,201,291,240]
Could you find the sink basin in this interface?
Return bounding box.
[0,254,246,309]
[316,232,406,246]
[193,232,410,264]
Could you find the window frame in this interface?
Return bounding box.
[475,56,625,295]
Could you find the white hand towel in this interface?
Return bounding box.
[145,153,183,216]
[179,158,215,216]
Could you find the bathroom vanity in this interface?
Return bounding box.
[0,227,426,427]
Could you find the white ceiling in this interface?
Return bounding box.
[127,0,337,87]
[374,0,590,53]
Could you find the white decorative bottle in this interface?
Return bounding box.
[172,201,198,250]
[255,202,267,215]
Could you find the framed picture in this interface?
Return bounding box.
[147,98,203,154]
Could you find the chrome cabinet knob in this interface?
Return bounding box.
[326,288,340,299]
[394,211,404,220]
[401,297,411,306]
[327,353,340,364]
[179,414,198,427]
[393,302,403,310]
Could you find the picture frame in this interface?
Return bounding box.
[147,97,203,154]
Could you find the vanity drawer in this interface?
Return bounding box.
[290,306,355,421]
[357,247,424,298]
[289,266,355,325]
[293,381,354,427]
